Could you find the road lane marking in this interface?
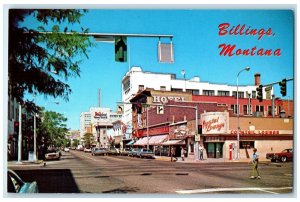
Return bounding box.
[176,187,293,194]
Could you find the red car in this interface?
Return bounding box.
[266,148,293,162]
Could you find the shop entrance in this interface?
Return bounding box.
[206,142,223,158]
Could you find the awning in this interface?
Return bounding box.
[148,135,168,145]
[126,140,135,146]
[162,139,186,146]
[133,137,150,146]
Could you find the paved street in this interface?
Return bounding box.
[8,150,294,195]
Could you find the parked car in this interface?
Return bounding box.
[108,147,119,155]
[64,147,70,152]
[266,148,293,162]
[120,148,131,156]
[137,148,155,159]
[77,145,84,151]
[128,148,140,157]
[45,149,60,160]
[91,148,108,156]
[7,169,39,193]
[84,148,92,153]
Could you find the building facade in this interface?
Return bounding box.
[121,66,270,141]
[80,107,122,148]
[129,88,293,161]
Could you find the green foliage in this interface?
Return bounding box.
[38,109,68,148]
[72,139,79,147]
[84,133,93,148]
[8,9,94,112]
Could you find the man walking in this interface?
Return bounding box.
[171,146,177,162]
[199,144,204,160]
[249,148,261,179]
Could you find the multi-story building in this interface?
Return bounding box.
[121,66,270,139]
[7,96,21,160]
[80,107,122,148]
[129,88,293,161]
[80,112,92,139]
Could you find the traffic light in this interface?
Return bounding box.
[256,85,263,102]
[136,103,142,114]
[14,121,19,135]
[279,79,287,97]
[115,36,127,62]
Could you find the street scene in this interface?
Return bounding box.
[4,6,296,198]
[8,150,293,194]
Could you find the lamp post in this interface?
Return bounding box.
[181,70,186,92]
[33,91,37,162]
[236,66,250,160]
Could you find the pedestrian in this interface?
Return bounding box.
[181,147,185,161]
[171,146,177,162]
[249,148,261,179]
[199,144,204,160]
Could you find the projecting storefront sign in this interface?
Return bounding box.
[201,112,229,134]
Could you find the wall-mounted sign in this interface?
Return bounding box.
[195,133,200,141]
[230,130,280,135]
[201,112,229,134]
[174,125,190,139]
[153,95,186,103]
[94,111,108,119]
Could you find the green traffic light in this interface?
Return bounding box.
[115,36,127,62]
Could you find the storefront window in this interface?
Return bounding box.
[240,141,254,149]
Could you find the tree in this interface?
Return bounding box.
[38,109,68,148]
[8,9,94,111]
[83,133,93,148]
[72,139,79,148]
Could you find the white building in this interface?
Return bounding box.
[80,112,91,139]
[121,66,271,137]
[80,107,122,148]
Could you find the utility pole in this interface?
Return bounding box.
[17,105,22,163]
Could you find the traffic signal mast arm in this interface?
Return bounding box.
[262,78,293,88]
[26,31,174,40]
[256,78,293,100]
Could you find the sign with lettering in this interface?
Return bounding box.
[174,125,190,139]
[94,111,108,119]
[152,95,186,103]
[230,130,280,135]
[201,112,229,134]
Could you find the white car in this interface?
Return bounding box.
[45,149,60,160]
[84,148,92,153]
[64,147,70,152]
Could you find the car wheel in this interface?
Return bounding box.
[281,156,287,162]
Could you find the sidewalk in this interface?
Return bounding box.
[7,160,45,167]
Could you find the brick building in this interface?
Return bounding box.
[129,89,294,161]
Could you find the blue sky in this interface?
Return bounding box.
[21,9,294,130]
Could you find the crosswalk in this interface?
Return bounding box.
[176,186,293,194]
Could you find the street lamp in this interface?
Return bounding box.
[236,66,250,160]
[181,70,186,92]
